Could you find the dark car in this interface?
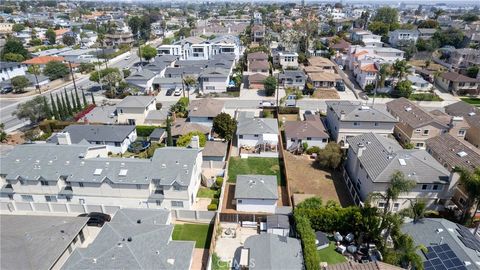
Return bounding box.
[78,212,111,227]
[166,88,175,96]
[0,87,13,94]
[335,81,345,91]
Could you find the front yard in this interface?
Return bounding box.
[318,242,347,265]
[228,157,285,186]
[461,97,480,107]
[172,223,213,249]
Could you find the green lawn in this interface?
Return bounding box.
[317,242,347,265]
[461,97,480,107]
[172,223,213,249]
[228,157,285,185]
[197,187,217,198]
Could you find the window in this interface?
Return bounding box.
[66,196,71,202]
[238,199,243,203]
[322,139,328,142]
[156,200,162,206]
[173,185,180,191]
[378,202,385,208]
[423,130,429,135]
[115,142,121,147]
[21,195,33,202]
[254,134,259,138]
[8,194,14,200]
[79,198,85,204]
[416,142,424,148]
[306,137,311,141]
[40,180,49,186]
[136,184,142,190]
[353,122,359,126]
[432,184,439,191]
[374,122,379,126]
[458,129,466,136]
[203,78,209,82]
[171,201,184,208]
[206,86,215,90]
[393,203,400,211]
[239,135,243,139]
[421,184,428,190]
[79,182,84,187]
[415,129,421,133]
[291,138,295,142]
[45,195,57,202]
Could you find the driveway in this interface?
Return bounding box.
[239,88,285,100]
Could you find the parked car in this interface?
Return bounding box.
[0,87,13,94]
[285,95,297,107]
[335,81,345,91]
[78,212,111,227]
[173,88,182,96]
[124,56,130,60]
[259,101,275,108]
[166,88,175,96]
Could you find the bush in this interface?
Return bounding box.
[207,203,218,211]
[215,177,224,187]
[211,198,219,205]
[278,106,299,114]
[39,120,75,133]
[306,146,321,155]
[176,131,207,147]
[294,214,320,270]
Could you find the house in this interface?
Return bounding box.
[63,209,195,270]
[307,57,336,73]
[426,133,480,211]
[188,98,224,127]
[103,30,134,48]
[344,133,451,210]
[248,60,270,74]
[284,116,329,151]
[388,29,419,47]
[116,96,156,125]
[79,105,117,124]
[144,55,177,75]
[235,175,278,213]
[307,72,341,89]
[429,110,470,140]
[171,118,211,141]
[251,24,265,42]
[236,112,279,155]
[240,234,303,270]
[57,48,98,64]
[445,101,480,148]
[248,73,268,89]
[22,56,65,69]
[0,62,26,82]
[436,71,480,96]
[0,144,202,210]
[352,62,378,89]
[202,141,228,163]
[125,69,157,93]
[407,74,431,92]
[198,67,230,93]
[325,101,397,147]
[278,70,306,89]
[350,29,383,47]
[401,218,480,270]
[148,128,166,143]
[386,98,449,149]
[47,125,137,154]
[266,215,290,237]
[276,52,299,69]
[448,48,480,69]
[417,28,437,40]
[0,215,89,270]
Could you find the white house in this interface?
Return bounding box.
[198,67,230,93]
[0,62,26,82]
[388,29,419,47]
[235,175,278,213]
[236,112,279,155]
[116,96,157,125]
[276,52,299,69]
[350,29,383,47]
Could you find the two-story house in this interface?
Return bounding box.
[284,115,329,151]
[344,133,451,210]
[116,96,157,125]
[251,24,265,42]
[187,98,224,127]
[274,52,299,69]
[325,101,397,148]
[278,70,306,89]
[0,62,27,82]
[350,29,383,47]
[445,101,480,148]
[388,29,419,47]
[436,71,480,96]
[236,112,279,156]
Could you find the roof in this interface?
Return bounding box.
[440,72,479,83]
[249,60,270,70]
[126,69,157,82]
[386,98,448,129]
[236,113,279,135]
[284,120,329,140]
[22,56,64,65]
[418,28,437,34]
[426,133,480,173]
[243,234,303,270]
[347,133,450,184]
[266,215,289,229]
[401,218,480,270]
[171,118,211,137]
[79,105,117,124]
[116,96,155,108]
[248,73,268,83]
[199,67,230,78]
[63,209,195,270]
[279,70,306,80]
[235,175,278,200]
[1,215,88,270]
[327,101,397,123]
[49,125,135,144]
[308,57,336,67]
[325,261,403,270]
[308,72,340,82]
[445,101,480,129]
[247,51,268,61]
[188,99,224,118]
[149,128,166,140]
[360,63,378,72]
[202,141,228,157]
[54,28,69,36]
[0,61,23,70]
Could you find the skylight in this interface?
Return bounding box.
[399,159,407,166]
[94,169,103,175]
[457,151,468,157]
[119,169,128,176]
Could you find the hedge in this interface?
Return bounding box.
[215,176,224,187]
[136,125,163,137]
[279,106,299,114]
[39,120,77,133]
[294,214,320,270]
[207,203,218,211]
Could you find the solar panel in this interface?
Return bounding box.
[456,224,480,252]
[422,244,468,270]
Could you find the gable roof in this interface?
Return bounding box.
[327,101,397,123]
[248,73,268,83]
[116,96,155,108]
[171,118,211,137]
[235,175,278,200]
[126,69,157,81]
[445,101,480,129]
[279,70,306,80]
[247,51,268,61]
[308,72,340,82]
[249,60,270,70]
[22,56,64,65]
[360,63,378,72]
[202,141,228,157]
[49,125,135,143]
[284,120,329,140]
[188,98,224,118]
[386,98,449,129]
[440,72,479,83]
[236,113,279,135]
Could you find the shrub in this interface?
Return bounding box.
[207,203,218,211]
[136,125,162,137]
[211,198,219,205]
[278,106,299,114]
[306,146,321,155]
[294,214,320,270]
[215,177,224,187]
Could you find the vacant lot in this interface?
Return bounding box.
[284,152,352,206]
[228,157,285,186]
[312,89,340,99]
[172,223,213,249]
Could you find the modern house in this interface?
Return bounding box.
[448,48,480,70]
[63,209,195,270]
[388,29,419,47]
[284,116,329,151]
[278,70,306,89]
[251,24,265,42]
[234,175,278,213]
[47,125,137,154]
[0,215,89,270]
[350,29,383,47]
[386,98,449,149]
[0,144,203,210]
[275,52,299,69]
[188,98,224,127]
[436,71,479,96]
[236,112,279,156]
[0,62,27,82]
[344,133,451,210]
[325,101,397,147]
[116,96,157,126]
[445,101,480,148]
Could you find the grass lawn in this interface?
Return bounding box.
[197,187,217,198]
[172,223,213,249]
[461,97,480,107]
[228,157,285,185]
[317,242,347,265]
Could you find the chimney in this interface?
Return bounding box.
[57,132,72,145]
[357,143,366,157]
[189,135,200,149]
[340,110,345,120]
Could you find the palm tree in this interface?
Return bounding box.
[392,60,412,81]
[396,234,427,270]
[378,64,391,88]
[457,167,480,224]
[409,199,427,223]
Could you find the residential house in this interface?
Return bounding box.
[22,56,65,70]
[247,52,270,75]
[448,48,480,70]
[236,112,279,155]
[116,96,156,125]
[307,57,336,73]
[350,29,383,47]
[251,24,265,42]
[429,110,470,140]
[63,209,195,270]
[125,69,157,93]
[386,98,450,149]
[436,71,479,95]
[47,125,137,154]
[325,101,397,147]
[240,234,303,270]
[248,73,268,89]
[388,29,419,47]
[445,101,480,148]
[426,133,480,211]
[417,28,437,40]
[0,144,203,210]
[278,70,306,89]
[234,175,278,213]
[407,74,431,92]
[344,133,451,210]
[0,62,26,82]
[0,215,89,270]
[78,105,118,125]
[188,98,224,127]
[58,49,98,64]
[284,115,329,151]
[202,141,228,164]
[0,23,13,35]
[171,118,211,142]
[198,67,230,93]
[103,30,134,48]
[308,72,341,89]
[275,52,299,69]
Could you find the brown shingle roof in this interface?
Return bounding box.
[247,52,268,61]
[308,72,340,82]
[188,98,224,118]
[284,120,329,140]
[325,261,403,270]
[440,72,479,83]
[386,98,448,129]
[202,141,228,157]
[249,60,270,70]
[171,118,211,137]
[248,73,268,83]
[445,101,480,129]
[308,57,336,67]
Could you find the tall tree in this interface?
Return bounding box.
[56,94,65,120]
[50,94,60,120]
[396,234,427,269]
[392,59,412,80]
[212,112,237,141]
[70,91,77,112]
[1,38,29,61]
[64,89,73,116]
[60,92,68,117]
[91,93,96,105]
[166,116,173,146]
[12,96,49,124]
[43,96,52,120]
[457,168,480,223]
[45,28,56,45]
[82,89,88,107]
[378,64,391,88]
[74,89,82,111]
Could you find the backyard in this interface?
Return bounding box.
[172,223,213,249]
[228,157,285,186]
[318,242,347,265]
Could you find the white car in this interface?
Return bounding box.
[259,101,274,107]
[173,89,182,96]
[124,56,130,60]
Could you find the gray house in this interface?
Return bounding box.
[235,175,278,213]
[188,98,225,127]
[278,70,306,89]
[125,69,157,92]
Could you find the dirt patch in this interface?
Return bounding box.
[408,60,443,71]
[284,152,352,206]
[3,132,25,145]
[312,89,340,99]
[278,114,299,122]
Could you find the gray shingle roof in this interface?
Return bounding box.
[326,101,397,123]
[202,141,228,157]
[116,96,155,108]
[243,234,303,270]
[235,175,278,200]
[236,113,279,135]
[347,133,450,184]
[149,128,166,140]
[1,215,88,270]
[63,209,195,270]
[48,125,135,144]
[266,215,289,229]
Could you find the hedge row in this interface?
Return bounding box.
[39,120,77,133]
[294,214,320,270]
[136,125,164,137]
[278,106,299,114]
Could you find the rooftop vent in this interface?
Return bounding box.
[436,228,444,233]
[167,259,175,265]
[360,106,370,110]
[405,106,412,112]
[399,159,407,166]
[161,164,166,168]
[94,169,103,175]
[119,169,128,176]
[457,151,468,157]
[127,237,132,242]
[137,219,142,224]
[468,112,476,116]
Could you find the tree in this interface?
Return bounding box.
[457,167,480,223]
[2,52,25,62]
[462,13,479,23]
[417,20,439,29]
[212,112,237,141]
[378,64,391,88]
[46,28,56,45]
[263,76,277,96]
[42,96,52,119]
[170,97,189,118]
[74,89,82,111]
[12,96,49,124]
[12,24,25,33]
[433,28,465,48]
[82,89,88,107]
[62,34,76,46]
[395,234,427,270]
[166,116,173,146]
[78,62,95,73]
[316,142,343,170]
[466,66,479,78]
[91,92,96,105]
[176,131,207,147]
[64,89,73,116]
[70,91,77,112]
[43,61,69,80]
[56,94,65,120]
[1,38,29,60]
[373,7,399,25]
[50,94,60,120]
[392,59,412,80]
[0,123,7,143]
[408,199,427,223]
[368,21,391,36]
[89,67,121,84]
[138,45,157,61]
[395,80,413,98]
[11,76,30,93]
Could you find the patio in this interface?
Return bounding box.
[214,222,259,266]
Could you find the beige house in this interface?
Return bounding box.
[116,96,157,125]
[445,101,480,148]
[306,57,336,72]
[436,71,480,96]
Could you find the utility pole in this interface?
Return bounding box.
[32,65,41,94]
[96,21,108,69]
[68,61,78,94]
[276,73,280,115]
